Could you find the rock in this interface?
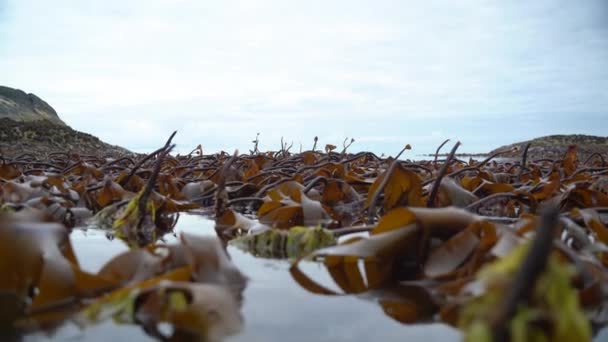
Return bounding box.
[0,85,132,158]
[0,86,65,126]
[490,134,608,161]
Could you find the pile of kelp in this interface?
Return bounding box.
[1,132,608,341]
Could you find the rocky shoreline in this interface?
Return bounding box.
[0,118,131,158]
[426,134,608,161]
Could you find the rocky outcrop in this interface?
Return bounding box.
[490,134,608,160]
[0,86,66,126]
[0,118,131,158]
[0,85,131,158]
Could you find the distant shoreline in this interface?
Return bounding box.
[419,153,490,158]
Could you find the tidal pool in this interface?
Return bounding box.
[26,213,461,342]
[25,213,608,341]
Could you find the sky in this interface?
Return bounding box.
[0,0,607,155]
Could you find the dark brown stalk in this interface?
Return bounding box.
[138,144,174,223]
[180,166,218,179]
[399,162,433,176]
[284,140,294,157]
[47,151,69,158]
[61,162,84,175]
[583,152,606,167]
[251,133,260,155]
[254,177,293,198]
[434,139,450,164]
[303,176,328,194]
[214,150,239,218]
[517,143,531,182]
[477,147,517,167]
[464,192,520,212]
[120,130,177,187]
[563,167,608,182]
[272,156,300,168]
[185,144,202,157]
[341,138,355,156]
[491,205,560,342]
[427,141,461,207]
[367,144,412,223]
[12,153,36,161]
[245,170,293,183]
[296,161,335,173]
[339,151,382,164]
[506,164,525,174]
[101,156,136,169]
[279,137,286,157]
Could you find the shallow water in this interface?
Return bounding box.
[26,214,461,342]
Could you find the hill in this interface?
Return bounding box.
[0,86,65,125]
[490,134,608,159]
[0,85,131,158]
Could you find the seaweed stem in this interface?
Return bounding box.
[427,141,461,207]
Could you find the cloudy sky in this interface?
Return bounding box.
[1,0,607,155]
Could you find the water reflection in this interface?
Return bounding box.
[227,245,459,342]
[180,214,459,341]
[40,213,462,342]
[70,229,129,272]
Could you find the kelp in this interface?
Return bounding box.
[230,226,336,259]
[1,133,608,340]
[460,246,590,342]
[79,233,246,341]
[0,210,118,327]
[0,209,246,340]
